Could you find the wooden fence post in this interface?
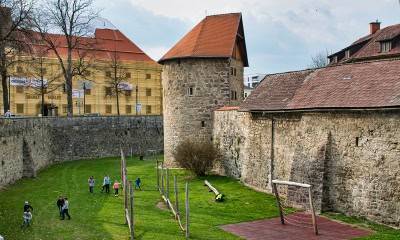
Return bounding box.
[174,175,179,219]
[156,161,159,190]
[166,168,170,207]
[129,181,134,239]
[161,162,164,195]
[186,182,189,238]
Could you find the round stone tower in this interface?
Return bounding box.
[159,13,248,165]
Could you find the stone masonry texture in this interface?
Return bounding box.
[0,116,163,188]
[162,58,243,165]
[213,109,400,226]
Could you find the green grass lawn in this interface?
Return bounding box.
[0,156,399,239]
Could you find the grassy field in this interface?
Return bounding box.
[0,156,399,239]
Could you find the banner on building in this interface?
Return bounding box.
[10,77,47,87]
[72,89,84,99]
[78,80,94,89]
[118,82,132,91]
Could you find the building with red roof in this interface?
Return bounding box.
[159,13,248,165]
[1,21,162,117]
[212,21,400,227]
[328,21,400,65]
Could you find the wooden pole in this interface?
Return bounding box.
[161,162,164,195]
[156,161,159,190]
[166,168,170,205]
[174,175,179,218]
[129,181,134,239]
[185,182,189,238]
[308,187,318,235]
[272,182,285,224]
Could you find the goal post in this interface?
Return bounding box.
[272,180,318,235]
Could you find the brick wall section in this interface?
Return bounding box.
[214,109,400,226]
[162,58,243,165]
[0,116,163,188]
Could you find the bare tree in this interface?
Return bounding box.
[103,50,130,116]
[0,0,36,113]
[308,49,330,69]
[33,0,99,116]
[26,46,63,115]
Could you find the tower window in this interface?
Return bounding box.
[187,87,193,96]
[201,121,205,127]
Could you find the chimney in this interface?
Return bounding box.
[370,20,381,35]
[0,7,13,37]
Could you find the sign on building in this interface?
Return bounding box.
[10,77,47,87]
[78,80,94,89]
[72,89,84,99]
[118,82,132,91]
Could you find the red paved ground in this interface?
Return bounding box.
[219,213,373,240]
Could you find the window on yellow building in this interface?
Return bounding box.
[17,66,23,73]
[85,89,91,95]
[106,105,112,113]
[126,105,132,114]
[84,70,91,76]
[85,105,91,114]
[146,88,151,96]
[105,87,112,96]
[146,73,151,79]
[16,86,24,93]
[126,72,131,78]
[125,90,132,97]
[62,104,68,113]
[146,105,151,114]
[16,104,24,113]
[105,71,111,77]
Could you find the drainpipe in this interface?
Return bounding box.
[270,117,275,191]
[262,112,275,191]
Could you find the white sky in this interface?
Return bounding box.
[93,0,400,75]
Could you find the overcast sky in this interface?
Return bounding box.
[93,0,400,75]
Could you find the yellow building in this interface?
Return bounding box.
[1,26,163,117]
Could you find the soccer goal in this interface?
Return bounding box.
[272,180,318,235]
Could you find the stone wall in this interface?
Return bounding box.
[0,116,163,188]
[162,58,243,165]
[214,109,400,226]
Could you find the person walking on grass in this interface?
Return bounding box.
[88,176,95,194]
[61,197,71,220]
[57,195,64,217]
[113,180,120,196]
[21,209,32,227]
[134,177,141,190]
[101,175,110,194]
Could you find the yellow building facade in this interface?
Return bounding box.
[1,28,163,117]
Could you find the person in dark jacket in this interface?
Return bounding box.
[57,195,64,217]
[23,201,33,212]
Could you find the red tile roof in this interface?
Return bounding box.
[329,23,400,64]
[240,59,400,112]
[29,28,154,62]
[159,13,248,66]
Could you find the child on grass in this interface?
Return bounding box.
[134,177,141,190]
[113,180,120,196]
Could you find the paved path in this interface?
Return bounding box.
[219,213,373,240]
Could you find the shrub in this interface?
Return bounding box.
[172,140,221,176]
